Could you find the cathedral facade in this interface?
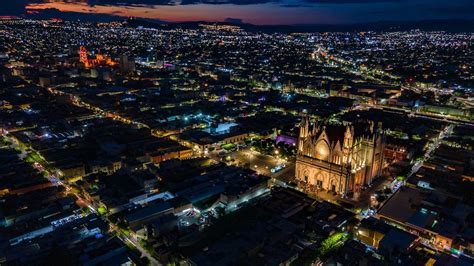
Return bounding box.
[295,118,384,197]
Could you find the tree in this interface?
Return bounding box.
[438,94,451,104]
[140,256,150,266]
[215,206,226,218]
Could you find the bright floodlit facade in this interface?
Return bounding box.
[295,117,384,196]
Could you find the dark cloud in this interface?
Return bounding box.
[0,0,473,25]
[306,0,403,3]
[27,7,165,22]
[280,4,310,7]
[224,17,244,23]
[0,0,27,15]
[427,4,474,16]
[87,0,173,6]
[180,0,279,5]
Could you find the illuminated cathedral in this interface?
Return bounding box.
[295,118,384,197]
[79,46,117,68]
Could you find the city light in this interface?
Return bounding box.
[0,13,471,266]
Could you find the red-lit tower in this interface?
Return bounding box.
[79,46,88,64]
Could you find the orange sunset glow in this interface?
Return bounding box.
[26,2,334,25]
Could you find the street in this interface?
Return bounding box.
[408,124,454,178]
[1,131,160,264]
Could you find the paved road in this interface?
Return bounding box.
[408,124,454,178]
[363,104,473,127]
[48,87,149,129]
[110,224,161,265]
[209,148,287,176]
[271,162,295,182]
[2,130,160,264]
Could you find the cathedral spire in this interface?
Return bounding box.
[311,121,318,136]
[298,116,310,153]
[299,116,310,138]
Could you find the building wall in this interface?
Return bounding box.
[295,156,349,194]
[10,182,53,195]
[61,164,86,178]
[384,144,408,161]
[356,227,385,248]
[295,120,384,196]
[151,149,193,164]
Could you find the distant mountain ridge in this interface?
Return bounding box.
[127,18,474,33]
[24,9,474,33]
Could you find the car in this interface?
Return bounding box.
[179,220,190,226]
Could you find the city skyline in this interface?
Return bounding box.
[0,0,472,25]
[0,2,473,265]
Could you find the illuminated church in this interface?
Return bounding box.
[79,46,117,69]
[295,118,384,197]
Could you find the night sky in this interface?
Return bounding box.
[1,0,473,25]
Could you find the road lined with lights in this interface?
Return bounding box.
[314,45,473,128]
[364,104,474,127]
[47,87,149,129]
[109,223,161,265]
[2,78,161,262]
[0,131,160,264]
[407,124,454,178]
